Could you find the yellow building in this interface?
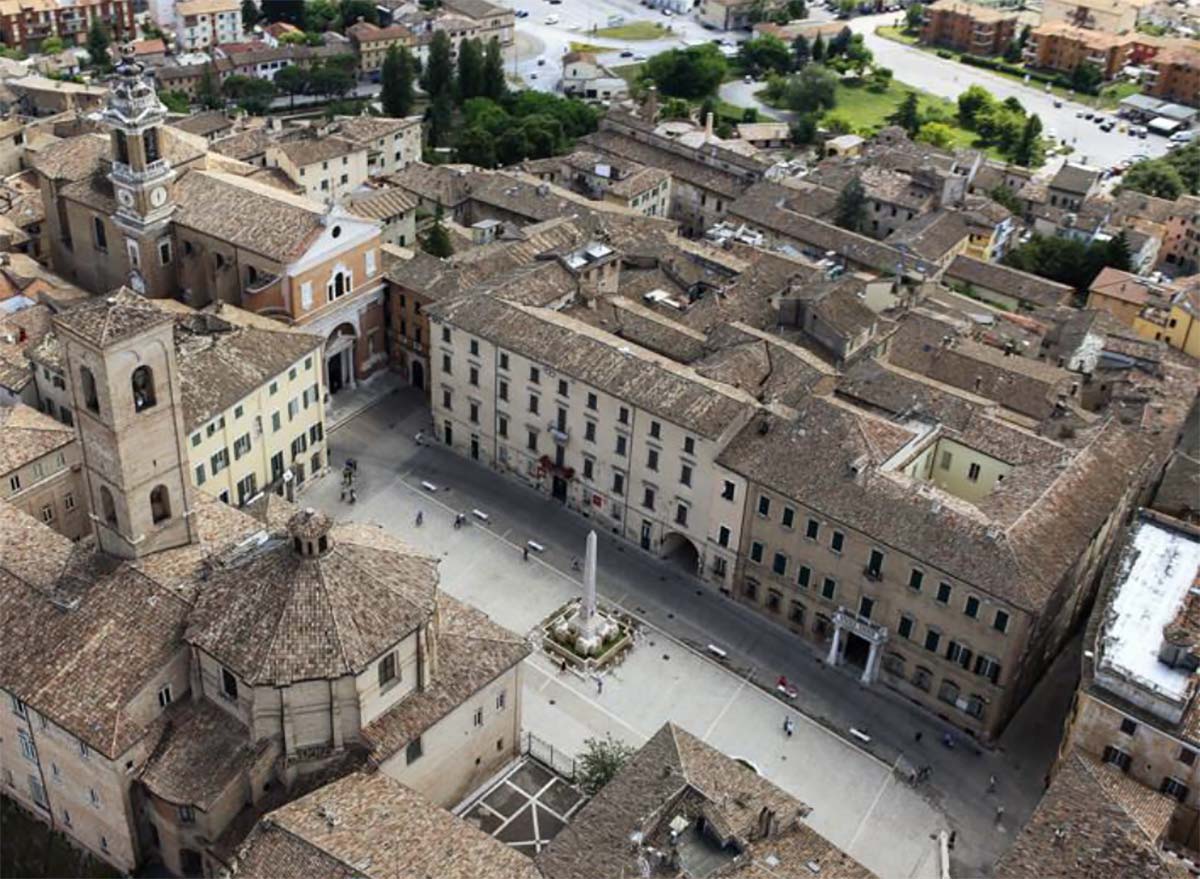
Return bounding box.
[1087,268,1200,358]
[31,298,328,507]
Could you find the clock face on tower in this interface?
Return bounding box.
[150,186,168,208]
[117,188,134,209]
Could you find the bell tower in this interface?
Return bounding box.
[53,290,197,560]
[102,44,177,298]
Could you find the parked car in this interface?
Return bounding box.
[743,73,753,83]
[621,49,635,57]
[544,13,558,23]
[1100,121,1115,132]
[1170,130,1196,143]
[1083,112,1094,120]
[515,8,529,16]
[1053,99,1063,108]
[537,57,546,65]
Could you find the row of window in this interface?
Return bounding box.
[189,363,315,448]
[748,516,1011,634]
[1103,745,1192,802]
[12,696,92,761]
[2,771,110,854]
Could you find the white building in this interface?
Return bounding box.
[171,0,244,52]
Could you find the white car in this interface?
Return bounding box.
[1170,130,1196,143]
[544,13,558,23]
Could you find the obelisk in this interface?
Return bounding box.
[579,530,598,642]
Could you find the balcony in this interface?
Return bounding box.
[112,159,170,184]
[863,566,882,583]
[538,454,575,480]
[547,421,570,444]
[245,272,280,296]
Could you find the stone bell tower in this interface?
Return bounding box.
[53,291,197,559]
[101,43,178,299]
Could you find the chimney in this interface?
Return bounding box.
[704,111,714,142]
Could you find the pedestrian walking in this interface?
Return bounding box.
[415,430,425,446]
[995,805,1005,825]
[559,659,567,674]
[785,718,794,737]
[349,488,357,504]
[914,731,923,744]
[415,510,423,527]
[571,557,580,571]
[987,775,997,794]
[595,676,603,695]
[522,546,529,562]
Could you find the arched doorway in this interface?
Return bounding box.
[411,359,425,390]
[326,323,357,394]
[660,531,700,575]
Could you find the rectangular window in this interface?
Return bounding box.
[1161,777,1189,802]
[781,507,795,529]
[18,730,35,761]
[499,380,508,402]
[797,565,811,588]
[469,366,479,387]
[805,518,820,540]
[612,471,624,495]
[469,402,479,424]
[498,414,508,439]
[940,450,952,470]
[680,464,692,487]
[924,630,941,652]
[772,553,787,576]
[92,216,107,251]
[221,667,238,701]
[586,392,597,410]
[683,437,695,456]
[158,685,172,708]
[718,525,730,547]
[936,582,952,604]
[642,487,655,510]
[233,433,251,460]
[821,577,836,600]
[909,569,924,591]
[647,448,659,471]
[442,354,452,374]
[867,549,884,578]
[527,430,538,453]
[499,352,509,371]
[529,366,540,384]
[615,435,627,456]
[442,326,451,343]
[272,412,281,433]
[558,379,568,398]
[964,596,980,618]
[721,480,735,500]
[528,394,539,415]
[89,788,100,808]
[831,531,844,553]
[649,420,661,439]
[1119,717,1137,736]
[582,458,593,480]
[406,736,423,764]
[179,805,196,824]
[378,652,397,688]
[496,690,506,710]
[967,462,981,482]
[618,406,629,425]
[442,389,452,410]
[993,610,1010,633]
[584,421,596,442]
[757,495,771,517]
[675,504,688,527]
[210,449,229,474]
[473,707,483,727]
[898,615,914,639]
[750,541,764,563]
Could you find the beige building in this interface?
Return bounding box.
[172,0,243,51]
[524,150,671,218]
[31,297,329,506]
[346,20,415,78]
[328,114,423,178]
[427,277,762,590]
[266,136,370,206]
[0,402,88,539]
[0,293,529,877]
[1040,0,1152,33]
[346,185,418,248]
[1060,510,1200,859]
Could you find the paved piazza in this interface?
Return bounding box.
[307,387,974,879]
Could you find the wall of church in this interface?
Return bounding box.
[59,203,133,295]
[173,226,285,311]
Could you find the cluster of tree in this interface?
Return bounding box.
[956,85,1045,167]
[1069,61,1103,96]
[577,734,637,795]
[419,32,508,147]
[882,90,960,149]
[86,20,111,71]
[270,55,359,107]
[904,4,924,32]
[640,44,727,99]
[1001,24,1031,64]
[1003,232,1132,292]
[1120,143,1200,200]
[454,92,600,167]
[273,0,381,33]
[746,0,808,26]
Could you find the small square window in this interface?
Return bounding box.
[1179,748,1196,767]
[1119,717,1137,736]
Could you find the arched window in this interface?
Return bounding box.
[150,485,171,523]
[80,366,99,413]
[131,365,156,412]
[99,486,117,526]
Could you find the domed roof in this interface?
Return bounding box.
[185,521,438,686]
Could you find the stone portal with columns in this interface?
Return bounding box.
[827,607,888,684]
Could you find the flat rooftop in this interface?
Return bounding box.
[1099,518,1200,702]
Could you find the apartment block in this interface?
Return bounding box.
[0,403,88,539]
[920,0,1020,56]
[1023,22,1132,79]
[1145,45,1200,107]
[173,0,242,52]
[0,0,134,54]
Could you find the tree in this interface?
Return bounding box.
[463,96,509,133]
[834,177,867,232]
[422,31,455,98]
[39,36,64,55]
[1121,159,1186,199]
[1003,234,1130,291]
[1012,113,1044,167]
[905,3,924,32]
[160,90,191,113]
[422,204,454,257]
[836,0,855,18]
[275,64,309,108]
[1165,142,1200,194]
[496,126,529,165]
[916,121,954,148]
[223,74,276,113]
[456,126,495,167]
[789,113,819,145]
[304,0,339,31]
[86,20,110,69]
[988,183,1022,214]
[824,113,854,135]
[662,96,692,119]
[828,26,852,56]
[641,44,727,99]
[339,0,379,27]
[426,89,454,147]
[866,65,892,92]
[738,35,792,77]
[957,84,994,126]
[783,64,837,114]
[791,35,810,70]
[842,35,873,76]
[381,45,415,116]
[457,38,484,101]
[888,91,922,136]
[310,63,354,98]
[1002,39,1021,63]
[786,0,807,18]
[481,37,507,101]
[241,0,259,28]
[1105,230,1132,272]
[197,64,223,109]
[577,734,636,796]
[811,33,826,62]
[1070,61,1102,95]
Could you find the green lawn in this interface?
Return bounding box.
[569,41,614,54]
[594,21,673,40]
[875,25,919,45]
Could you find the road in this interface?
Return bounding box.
[307,383,1080,878]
